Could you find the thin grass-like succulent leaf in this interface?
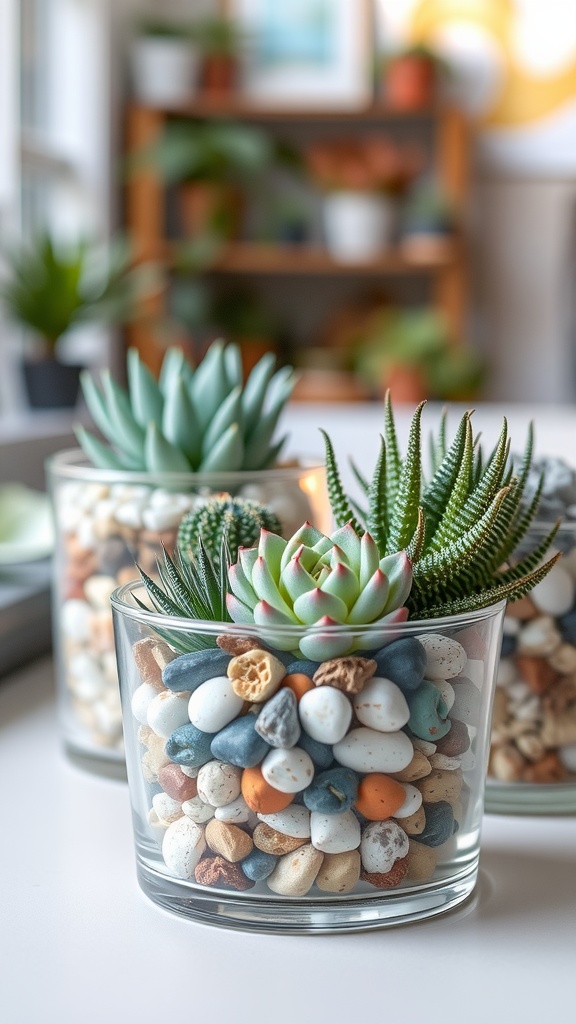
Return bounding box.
[383,391,402,509]
[386,402,425,555]
[415,554,561,618]
[366,436,388,555]
[406,507,426,563]
[321,429,362,532]
[495,521,560,586]
[421,411,471,543]
[349,458,370,495]
[426,413,475,551]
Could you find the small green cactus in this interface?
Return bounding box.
[75,340,297,473]
[177,493,282,566]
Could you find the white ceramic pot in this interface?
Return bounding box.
[130,37,198,105]
[323,191,396,262]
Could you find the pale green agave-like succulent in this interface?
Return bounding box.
[322,397,560,619]
[76,340,297,473]
[226,522,412,660]
[177,493,281,567]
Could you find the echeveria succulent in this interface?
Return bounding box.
[226,522,413,660]
[76,340,297,473]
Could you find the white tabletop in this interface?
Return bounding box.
[2,402,576,1024]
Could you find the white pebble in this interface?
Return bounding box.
[188,676,244,733]
[214,796,254,824]
[114,499,147,529]
[299,687,352,744]
[147,690,190,738]
[257,805,312,838]
[152,792,183,825]
[433,678,455,712]
[417,634,467,679]
[411,736,437,756]
[497,657,518,688]
[261,747,314,793]
[360,820,409,873]
[429,753,461,771]
[333,727,413,773]
[196,760,242,807]
[531,563,575,617]
[162,817,206,878]
[76,516,98,551]
[393,784,423,818]
[502,617,520,637]
[517,616,561,657]
[83,575,117,610]
[559,743,576,772]
[310,809,361,854]
[61,599,92,642]
[353,677,410,732]
[180,765,200,779]
[142,505,183,531]
[131,682,160,725]
[450,680,482,724]
[181,796,215,823]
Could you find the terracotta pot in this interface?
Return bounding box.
[198,53,238,97]
[384,55,437,111]
[179,181,243,239]
[381,363,428,402]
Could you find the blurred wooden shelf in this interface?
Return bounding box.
[164,241,461,275]
[127,100,441,123]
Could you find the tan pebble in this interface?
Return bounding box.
[132,637,175,688]
[315,851,361,893]
[543,677,576,715]
[506,595,538,620]
[194,856,254,890]
[266,844,324,896]
[489,743,525,782]
[522,751,568,783]
[395,803,426,835]
[313,656,376,694]
[139,725,170,781]
[406,839,437,881]
[228,649,286,702]
[549,643,576,675]
[416,769,463,804]
[508,716,539,739]
[491,723,512,746]
[492,689,509,725]
[388,748,432,782]
[515,655,560,696]
[429,753,461,771]
[516,732,545,763]
[541,708,576,747]
[517,616,561,657]
[252,823,307,855]
[89,611,115,654]
[204,819,254,863]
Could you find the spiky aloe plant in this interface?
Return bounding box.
[226,522,412,660]
[137,537,232,653]
[76,340,296,472]
[177,493,281,566]
[321,397,560,619]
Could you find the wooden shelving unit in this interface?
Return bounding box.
[124,102,470,375]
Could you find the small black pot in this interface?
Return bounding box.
[22,358,82,409]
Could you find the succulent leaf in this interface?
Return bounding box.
[162,377,201,466]
[386,401,425,555]
[127,347,163,429]
[144,421,191,472]
[320,429,362,532]
[198,422,244,472]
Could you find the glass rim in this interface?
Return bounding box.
[46,447,324,487]
[111,578,507,637]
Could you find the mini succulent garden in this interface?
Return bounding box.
[121,397,561,903]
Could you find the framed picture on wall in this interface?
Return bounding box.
[231,0,373,108]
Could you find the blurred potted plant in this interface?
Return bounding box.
[196,16,244,97]
[130,19,198,106]
[212,288,279,375]
[400,180,457,259]
[135,118,274,240]
[382,43,447,111]
[0,234,158,409]
[306,137,421,262]
[353,308,485,402]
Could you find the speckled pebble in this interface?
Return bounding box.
[214,796,255,824]
[352,677,410,732]
[417,634,467,680]
[396,804,426,835]
[152,792,183,825]
[147,690,191,738]
[188,676,245,734]
[257,805,311,838]
[315,850,361,893]
[360,820,409,873]
[299,686,352,744]
[406,839,437,880]
[162,817,206,879]
[261,746,315,793]
[449,679,482,724]
[181,795,215,823]
[393,783,423,818]
[197,760,242,807]
[417,769,462,804]
[204,818,253,862]
[333,727,414,774]
[252,823,307,855]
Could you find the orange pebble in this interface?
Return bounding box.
[241,765,294,814]
[282,673,314,701]
[355,773,406,821]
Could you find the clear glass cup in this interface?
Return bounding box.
[485,522,576,815]
[47,449,329,767]
[111,584,505,933]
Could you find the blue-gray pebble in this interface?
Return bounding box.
[559,609,576,644]
[500,634,517,658]
[407,679,452,740]
[255,688,300,748]
[285,658,320,677]
[303,766,358,814]
[165,723,215,768]
[162,648,231,693]
[210,715,271,767]
[297,731,334,769]
[418,801,455,847]
[372,638,427,693]
[241,849,278,882]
